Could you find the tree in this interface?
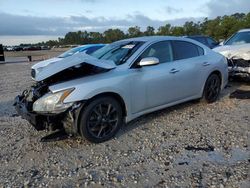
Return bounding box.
[128,26,142,37]
[183,21,201,35]
[157,24,171,35]
[244,12,250,28]
[104,29,125,43]
[171,26,185,36]
[89,32,104,43]
[46,40,59,47]
[144,26,155,36]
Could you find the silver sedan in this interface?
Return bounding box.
[15,36,228,143]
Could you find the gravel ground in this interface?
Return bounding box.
[0,62,249,187]
[3,49,68,63]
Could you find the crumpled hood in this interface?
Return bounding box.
[32,57,62,70]
[34,53,116,82]
[213,43,250,60]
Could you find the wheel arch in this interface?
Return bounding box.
[86,92,127,117]
[204,70,222,88]
[200,69,222,97]
[75,91,127,136]
[210,70,222,83]
[73,91,126,142]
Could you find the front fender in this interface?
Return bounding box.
[48,73,131,115]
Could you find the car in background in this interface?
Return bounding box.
[213,29,250,79]
[31,44,105,78]
[5,46,24,51]
[4,46,14,51]
[23,46,41,51]
[15,36,228,143]
[40,46,50,50]
[58,44,105,58]
[186,35,219,49]
[13,46,24,51]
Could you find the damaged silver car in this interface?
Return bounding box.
[14,36,228,143]
[213,29,250,79]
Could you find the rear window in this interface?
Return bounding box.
[172,41,204,60]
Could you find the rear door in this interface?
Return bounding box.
[169,40,206,99]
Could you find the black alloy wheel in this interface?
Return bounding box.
[203,74,221,103]
[79,97,123,143]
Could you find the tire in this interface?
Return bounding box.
[78,96,123,143]
[203,74,221,103]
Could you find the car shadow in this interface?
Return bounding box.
[116,99,201,139]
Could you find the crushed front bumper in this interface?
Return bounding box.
[14,95,46,130]
[228,59,250,77]
[14,94,82,134]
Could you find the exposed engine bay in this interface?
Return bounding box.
[33,62,109,85]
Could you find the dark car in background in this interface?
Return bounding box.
[23,46,42,51]
[186,35,219,49]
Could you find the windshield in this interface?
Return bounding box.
[225,31,250,45]
[91,41,144,65]
[58,46,85,58]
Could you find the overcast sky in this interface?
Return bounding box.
[0,0,249,45]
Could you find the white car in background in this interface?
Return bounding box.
[213,29,250,79]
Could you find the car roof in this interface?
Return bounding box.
[186,35,208,38]
[117,36,210,50]
[238,29,250,32]
[120,36,187,42]
[78,44,105,48]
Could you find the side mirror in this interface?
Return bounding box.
[138,57,159,67]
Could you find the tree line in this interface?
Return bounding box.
[37,12,250,47]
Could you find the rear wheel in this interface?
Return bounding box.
[78,97,123,143]
[203,74,221,103]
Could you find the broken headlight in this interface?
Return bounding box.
[33,88,74,114]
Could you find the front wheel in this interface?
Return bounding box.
[78,97,123,143]
[203,74,221,103]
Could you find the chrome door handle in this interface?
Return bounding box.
[203,62,210,66]
[170,68,180,74]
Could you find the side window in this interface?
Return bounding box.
[172,41,204,60]
[139,41,173,63]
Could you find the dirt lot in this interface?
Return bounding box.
[0,61,249,187]
[3,48,68,63]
